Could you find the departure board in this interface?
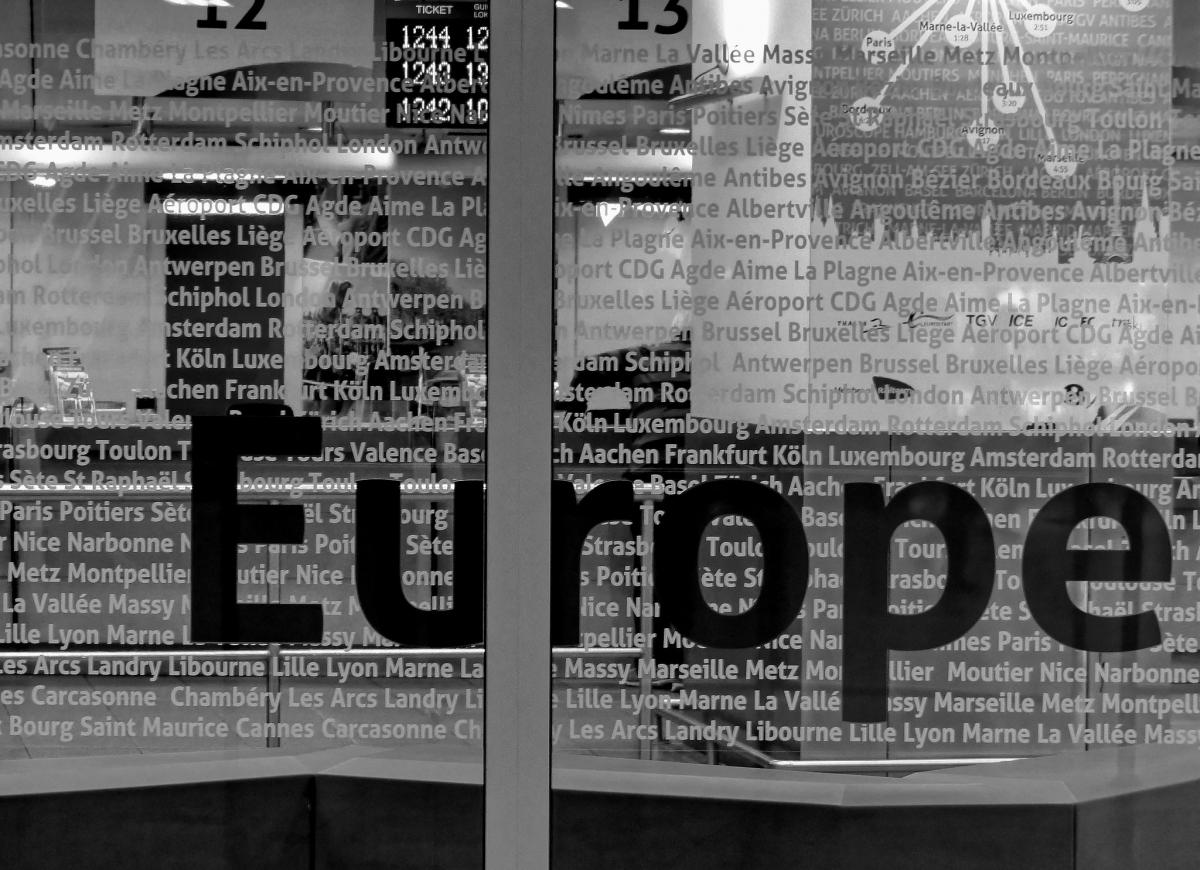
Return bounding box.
[387,1,489,128]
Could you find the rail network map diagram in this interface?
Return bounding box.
[813,0,1170,257]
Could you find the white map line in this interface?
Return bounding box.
[879,0,960,101]
[889,0,955,39]
[860,0,1066,162]
[997,0,1057,146]
[980,0,990,120]
[987,0,1019,101]
[990,0,1013,83]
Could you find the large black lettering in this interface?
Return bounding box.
[843,481,994,722]
[551,480,640,645]
[191,415,323,642]
[1023,482,1166,650]
[655,479,807,648]
[355,480,484,646]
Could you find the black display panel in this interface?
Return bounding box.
[386,0,490,128]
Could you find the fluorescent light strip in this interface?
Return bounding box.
[161,171,285,183]
[0,647,638,659]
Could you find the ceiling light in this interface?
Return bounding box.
[659,127,689,135]
[722,0,769,76]
[28,175,56,188]
[556,1,574,8]
[161,170,284,183]
[163,0,232,7]
[667,75,763,109]
[598,201,621,226]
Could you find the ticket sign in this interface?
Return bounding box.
[385,0,489,128]
[92,0,374,96]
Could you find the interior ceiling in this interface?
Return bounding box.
[0,0,693,149]
[5,1,1194,154]
[1,0,447,143]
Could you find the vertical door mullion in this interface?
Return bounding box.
[485,0,555,868]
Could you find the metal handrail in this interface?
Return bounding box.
[653,707,1026,774]
[0,646,640,660]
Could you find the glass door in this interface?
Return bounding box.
[1,1,500,865]
[548,0,1185,864]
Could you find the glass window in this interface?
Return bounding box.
[0,0,489,771]
[551,0,1189,799]
[3,0,1200,865]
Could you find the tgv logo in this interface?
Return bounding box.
[190,417,1169,723]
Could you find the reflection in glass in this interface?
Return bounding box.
[0,0,489,772]
[552,0,1194,785]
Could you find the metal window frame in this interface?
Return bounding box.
[486,1,555,868]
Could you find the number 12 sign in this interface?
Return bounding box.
[92,0,375,96]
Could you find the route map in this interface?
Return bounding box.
[813,0,1170,259]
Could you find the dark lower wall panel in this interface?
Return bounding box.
[0,778,311,870]
[552,791,1073,870]
[553,792,842,869]
[11,746,1200,868]
[914,745,1200,870]
[314,776,483,870]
